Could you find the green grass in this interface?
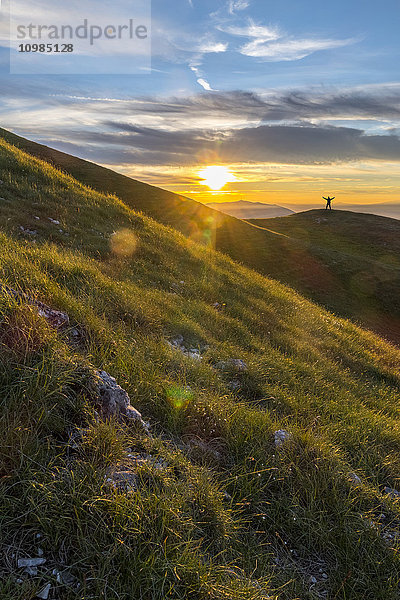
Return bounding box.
[248,210,400,344]
[1,136,400,599]
[2,127,400,346]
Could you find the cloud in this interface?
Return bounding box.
[228,0,250,14]
[197,41,228,53]
[218,21,280,41]
[2,83,400,169]
[197,78,216,91]
[218,17,358,62]
[59,120,400,167]
[241,36,357,61]
[2,84,399,128]
[186,38,227,91]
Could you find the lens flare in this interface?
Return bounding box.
[110,229,138,258]
[198,166,236,191]
[166,385,193,410]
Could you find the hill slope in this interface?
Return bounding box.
[2,129,400,346]
[206,200,294,219]
[1,133,400,599]
[2,128,400,345]
[248,210,400,343]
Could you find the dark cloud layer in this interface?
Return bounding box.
[62,122,400,166]
[2,81,400,121]
[2,82,400,166]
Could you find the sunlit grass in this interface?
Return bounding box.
[0,137,399,599]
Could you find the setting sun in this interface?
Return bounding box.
[198,165,236,190]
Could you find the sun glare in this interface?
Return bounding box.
[198,165,236,190]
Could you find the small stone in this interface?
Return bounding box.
[34,216,40,220]
[48,218,60,225]
[171,334,184,347]
[37,548,44,557]
[52,569,62,583]
[61,571,76,585]
[107,470,138,492]
[214,359,248,373]
[24,566,38,576]
[348,472,362,486]
[36,305,69,328]
[384,486,400,499]
[187,351,202,361]
[18,557,46,568]
[322,573,328,579]
[36,583,51,599]
[274,429,291,448]
[310,576,317,584]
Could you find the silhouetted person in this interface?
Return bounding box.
[323,196,335,210]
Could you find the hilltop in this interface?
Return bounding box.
[249,210,400,343]
[1,129,400,344]
[1,133,400,599]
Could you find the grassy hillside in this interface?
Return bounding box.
[248,210,400,344]
[1,134,400,599]
[1,129,400,346]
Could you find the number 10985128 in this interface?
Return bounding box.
[18,44,74,53]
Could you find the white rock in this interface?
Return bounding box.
[348,472,362,486]
[384,486,400,498]
[274,430,291,448]
[52,569,62,583]
[48,218,60,225]
[171,335,184,347]
[18,557,46,568]
[187,351,202,361]
[96,371,149,430]
[36,583,51,599]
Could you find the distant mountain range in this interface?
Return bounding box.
[206,200,294,219]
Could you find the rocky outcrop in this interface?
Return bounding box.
[0,283,69,328]
[95,370,149,431]
[168,335,205,361]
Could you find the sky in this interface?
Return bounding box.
[0,0,399,209]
